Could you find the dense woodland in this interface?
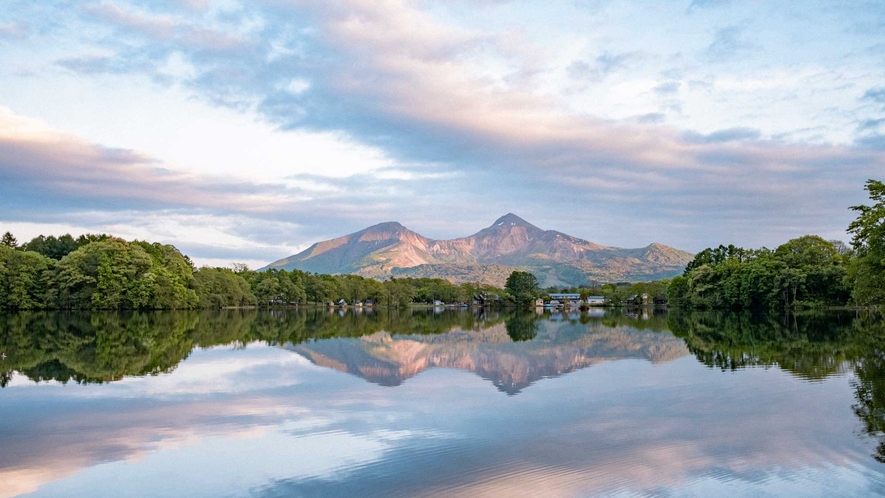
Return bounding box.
[667,179,885,310]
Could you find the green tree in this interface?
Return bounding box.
[505,271,539,307]
[1,232,17,248]
[0,246,55,309]
[23,234,83,260]
[54,239,198,310]
[847,179,885,305]
[193,267,256,308]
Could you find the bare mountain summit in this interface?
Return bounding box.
[264,214,693,286]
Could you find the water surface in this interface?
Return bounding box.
[2,309,884,497]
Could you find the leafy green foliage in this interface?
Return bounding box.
[54,239,199,309]
[0,246,55,310]
[193,267,257,308]
[669,236,850,310]
[505,271,539,306]
[847,179,885,305]
[22,233,109,260]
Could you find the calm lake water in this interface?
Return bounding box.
[2,308,885,497]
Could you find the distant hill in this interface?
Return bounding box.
[263,214,693,287]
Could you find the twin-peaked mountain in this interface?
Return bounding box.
[264,214,693,287]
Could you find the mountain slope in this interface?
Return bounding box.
[264,214,693,286]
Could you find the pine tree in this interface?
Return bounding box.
[1,231,18,248]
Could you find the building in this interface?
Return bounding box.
[549,293,581,300]
[549,293,582,307]
[586,296,605,305]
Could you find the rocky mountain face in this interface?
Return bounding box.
[264,214,693,286]
[287,319,689,394]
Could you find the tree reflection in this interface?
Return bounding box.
[850,319,885,463]
[666,311,858,380]
[504,313,540,341]
[4,308,885,465]
[0,309,505,385]
[668,310,885,463]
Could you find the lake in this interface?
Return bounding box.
[2,308,885,497]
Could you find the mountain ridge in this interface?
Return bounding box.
[264,214,693,286]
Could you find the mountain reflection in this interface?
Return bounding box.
[2,309,885,460]
[3,309,885,497]
[0,309,684,394]
[289,310,686,394]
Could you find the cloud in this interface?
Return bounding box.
[0,22,29,39]
[856,134,885,151]
[1,0,884,260]
[862,86,885,110]
[683,127,762,143]
[568,51,646,81]
[654,81,681,96]
[688,0,731,11]
[706,25,758,61]
[857,118,885,132]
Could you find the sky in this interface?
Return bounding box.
[1,0,884,268]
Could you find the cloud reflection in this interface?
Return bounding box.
[2,312,883,497]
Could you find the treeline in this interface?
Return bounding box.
[667,179,885,310]
[0,232,503,310]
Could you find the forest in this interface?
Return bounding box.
[667,179,885,310]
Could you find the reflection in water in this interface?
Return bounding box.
[669,310,885,463]
[1,309,884,497]
[290,311,686,394]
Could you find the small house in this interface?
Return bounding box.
[549,293,582,307]
[585,296,605,305]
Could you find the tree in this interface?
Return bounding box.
[1,232,17,248]
[23,234,81,259]
[0,245,55,309]
[505,271,539,307]
[847,179,885,305]
[230,263,250,274]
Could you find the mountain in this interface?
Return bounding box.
[264,214,693,286]
[286,319,689,394]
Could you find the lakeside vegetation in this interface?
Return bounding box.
[667,179,885,311]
